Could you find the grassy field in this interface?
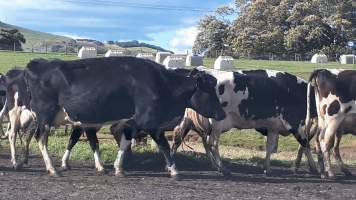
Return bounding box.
[0,51,355,166]
[204,58,356,80]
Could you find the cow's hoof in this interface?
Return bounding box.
[327,172,336,180]
[49,171,61,178]
[221,169,232,177]
[61,165,71,171]
[97,168,107,175]
[115,171,126,177]
[171,174,181,181]
[263,170,271,177]
[13,163,23,171]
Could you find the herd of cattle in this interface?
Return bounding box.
[0,56,355,180]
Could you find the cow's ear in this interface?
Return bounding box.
[187,68,200,78]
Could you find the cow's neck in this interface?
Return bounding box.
[167,73,196,103]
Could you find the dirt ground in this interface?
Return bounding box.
[0,149,356,200]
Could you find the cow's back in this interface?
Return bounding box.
[230,70,309,133]
[25,57,171,124]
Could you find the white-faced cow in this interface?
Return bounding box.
[0,57,225,177]
[172,68,319,175]
[306,69,356,179]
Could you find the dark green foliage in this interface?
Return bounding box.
[194,0,355,60]
[0,28,26,51]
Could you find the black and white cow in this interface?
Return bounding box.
[0,57,225,177]
[172,68,319,175]
[306,69,356,178]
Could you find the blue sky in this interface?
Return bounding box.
[0,0,233,52]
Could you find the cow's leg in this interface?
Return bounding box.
[150,131,179,178]
[304,146,318,174]
[292,145,304,173]
[113,124,133,177]
[171,118,192,157]
[86,128,104,172]
[264,131,279,175]
[333,132,352,176]
[36,125,58,177]
[18,127,36,167]
[315,129,326,178]
[8,109,20,169]
[202,135,227,175]
[206,131,230,176]
[293,145,318,174]
[61,126,83,170]
[320,120,340,179]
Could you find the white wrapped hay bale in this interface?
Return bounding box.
[340,54,356,64]
[136,53,155,61]
[155,52,171,64]
[104,49,124,57]
[78,47,97,59]
[311,54,328,63]
[163,55,185,69]
[214,56,234,70]
[186,55,203,67]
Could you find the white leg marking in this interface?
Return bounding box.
[114,134,131,175]
[94,149,104,171]
[38,135,57,176]
[167,164,179,176]
[61,149,71,169]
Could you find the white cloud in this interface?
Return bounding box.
[168,26,198,50]
[51,32,92,40]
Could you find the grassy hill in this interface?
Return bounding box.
[0,21,73,51]
[0,21,167,54]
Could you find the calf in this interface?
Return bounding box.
[172,68,319,175]
[0,57,225,177]
[306,69,356,178]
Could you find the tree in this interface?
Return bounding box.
[193,5,235,56]
[284,0,354,59]
[0,29,26,51]
[229,0,292,58]
[199,0,355,59]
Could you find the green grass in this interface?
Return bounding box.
[0,51,77,73]
[204,58,356,80]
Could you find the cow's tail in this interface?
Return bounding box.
[305,70,320,139]
[305,82,313,139]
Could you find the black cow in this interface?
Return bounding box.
[1,57,225,177]
[0,68,108,172]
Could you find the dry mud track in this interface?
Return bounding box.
[0,150,356,200]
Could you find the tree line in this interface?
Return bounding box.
[193,0,355,60]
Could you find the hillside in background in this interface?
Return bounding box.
[0,21,73,51]
[0,21,170,54]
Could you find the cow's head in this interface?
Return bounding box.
[188,68,226,121]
